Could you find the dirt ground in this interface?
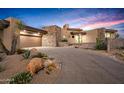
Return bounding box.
[0,54,61,84]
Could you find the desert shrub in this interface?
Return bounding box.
[95,38,107,50]
[0,65,5,72]
[61,39,68,42]
[16,49,27,54]
[45,62,57,74]
[118,46,124,50]
[22,50,30,59]
[9,72,32,84]
[32,52,48,59]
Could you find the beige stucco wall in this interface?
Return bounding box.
[3,17,20,51]
[83,30,98,43]
[0,30,3,41]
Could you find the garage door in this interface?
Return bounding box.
[20,35,41,48]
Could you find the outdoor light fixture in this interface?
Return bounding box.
[20,30,27,34]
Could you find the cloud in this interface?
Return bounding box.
[64,13,108,24]
[79,19,124,30]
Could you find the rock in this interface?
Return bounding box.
[44,59,54,67]
[30,48,37,52]
[26,58,44,75]
[44,59,60,74]
[30,48,38,57]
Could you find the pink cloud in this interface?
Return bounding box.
[80,19,124,30]
[64,13,108,23]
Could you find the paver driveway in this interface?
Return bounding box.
[39,47,124,84]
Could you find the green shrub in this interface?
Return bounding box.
[9,72,32,84]
[118,46,124,50]
[61,39,68,42]
[32,52,48,59]
[16,49,27,54]
[22,50,30,59]
[95,38,107,50]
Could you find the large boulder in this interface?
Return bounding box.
[44,59,55,67]
[26,58,44,75]
[44,59,60,74]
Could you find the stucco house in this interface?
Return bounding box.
[0,17,47,51]
[61,24,86,45]
[0,17,118,50]
[61,24,117,46]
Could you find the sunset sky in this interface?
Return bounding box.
[0,8,124,37]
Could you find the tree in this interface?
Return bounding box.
[115,33,119,39]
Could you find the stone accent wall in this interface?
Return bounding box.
[42,25,61,47]
[42,34,57,47]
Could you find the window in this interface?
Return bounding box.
[63,35,66,39]
[105,33,111,38]
[72,35,74,38]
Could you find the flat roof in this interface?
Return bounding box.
[24,25,47,34]
[0,19,47,34]
[0,19,10,29]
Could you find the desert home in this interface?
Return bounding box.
[0,17,122,51]
[0,17,47,51]
[42,24,119,48]
[61,24,117,44]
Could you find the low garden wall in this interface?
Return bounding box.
[109,38,124,50]
[80,43,96,49]
[58,42,68,47]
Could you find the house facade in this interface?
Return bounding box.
[61,24,117,45]
[0,17,47,51]
[0,17,118,50]
[61,24,86,45]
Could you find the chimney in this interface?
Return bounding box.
[63,24,69,29]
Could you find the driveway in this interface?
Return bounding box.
[38,47,124,84]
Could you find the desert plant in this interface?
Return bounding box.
[95,38,107,50]
[32,52,48,59]
[22,50,30,59]
[9,72,32,84]
[45,62,57,74]
[118,46,124,50]
[0,21,25,55]
[16,49,27,54]
[61,39,68,42]
[10,21,25,55]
